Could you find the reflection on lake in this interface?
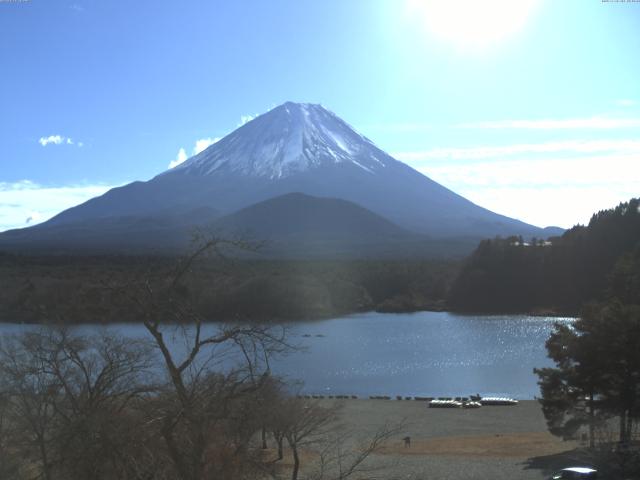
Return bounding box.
[282,312,573,399]
[0,311,573,399]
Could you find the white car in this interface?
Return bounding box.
[551,467,598,479]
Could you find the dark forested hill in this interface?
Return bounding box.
[448,198,640,314]
[0,254,459,323]
[214,192,409,240]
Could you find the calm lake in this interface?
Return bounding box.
[0,311,573,399]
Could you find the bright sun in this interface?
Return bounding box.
[407,0,540,51]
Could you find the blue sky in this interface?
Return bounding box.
[1,0,639,231]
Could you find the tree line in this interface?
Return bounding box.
[0,253,459,324]
[448,198,640,314]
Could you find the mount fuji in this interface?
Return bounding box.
[0,102,561,255]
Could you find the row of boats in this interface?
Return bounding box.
[428,396,519,408]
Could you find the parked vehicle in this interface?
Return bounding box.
[551,467,598,479]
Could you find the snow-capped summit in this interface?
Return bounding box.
[169,102,390,179]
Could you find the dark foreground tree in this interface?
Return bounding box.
[536,301,640,445]
[101,236,294,480]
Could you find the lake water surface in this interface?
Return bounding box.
[0,311,573,399]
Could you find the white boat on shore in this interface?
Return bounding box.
[428,399,463,408]
[480,396,519,406]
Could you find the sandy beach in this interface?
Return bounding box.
[318,399,585,479]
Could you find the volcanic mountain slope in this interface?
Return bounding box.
[0,102,562,254]
[0,207,220,254]
[0,192,475,257]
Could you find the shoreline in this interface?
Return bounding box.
[0,307,577,325]
[324,399,581,479]
[300,395,537,401]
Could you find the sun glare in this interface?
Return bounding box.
[407,0,540,51]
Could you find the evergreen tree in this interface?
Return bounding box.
[536,302,640,444]
[450,198,640,313]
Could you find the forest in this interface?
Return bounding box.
[448,198,640,314]
[0,252,458,324]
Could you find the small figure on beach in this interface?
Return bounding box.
[403,436,411,448]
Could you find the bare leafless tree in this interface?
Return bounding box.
[0,328,157,480]
[0,333,58,480]
[260,396,404,480]
[281,399,337,480]
[2,235,404,480]
[0,390,21,479]
[105,235,293,480]
[307,420,404,480]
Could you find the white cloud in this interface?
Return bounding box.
[411,154,639,228]
[364,122,433,133]
[239,114,257,126]
[493,187,627,229]
[38,135,64,146]
[25,211,43,224]
[417,154,639,188]
[616,99,636,107]
[459,117,640,130]
[394,136,640,228]
[193,137,220,154]
[449,185,633,230]
[168,148,188,169]
[166,113,255,170]
[394,139,640,162]
[0,181,117,232]
[168,137,221,169]
[38,135,83,147]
